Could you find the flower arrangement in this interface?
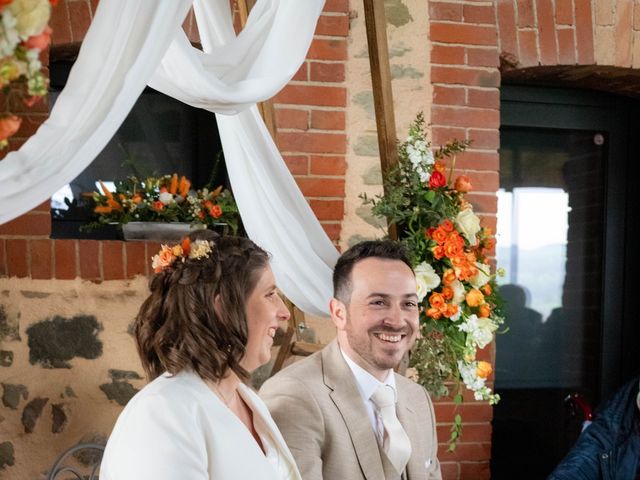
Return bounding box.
[0,0,55,148]
[151,237,214,273]
[88,173,240,235]
[361,113,504,449]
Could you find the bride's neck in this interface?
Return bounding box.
[208,371,241,405]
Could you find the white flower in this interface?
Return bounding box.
[414,261,440,302]
[455,208,481,245]
[0,11,20,57]
[450,279,466,304]
[158,192,174,205]
[469,262,491,289]
[188,239,214,260]
[8,0,51,39]
[458,361,485,392]
[458,314,497,349]
[416,165,431,183]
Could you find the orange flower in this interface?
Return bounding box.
[209,205,223,219]
[443,269,457,285]
[132,194,142,204]
[429,292,446,310]
[23,26,52,50]
[432,245,445,260]
[441,219,454,232]
[425,227,436,239]
[181,237,191,256]
[426,307,442,320]
[478,304,491,318]
[476,361,493,379]
[481,284,492,296]
[443,303,459,318]
[94,205,112,214]
[434,160,446,173]
[178,176,191,198]
[466,288,485,307]
[152,200,164,211]
[444,239,463,259]
[431,227,448,244]
[441,286,453,301]
[152,246,176,273]
[428,171,447,189]
[169,174,178,195]
[0,116,22,142]
[454,175,473,193]
[210,185,223,197]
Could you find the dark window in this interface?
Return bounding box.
[49,59,227,239]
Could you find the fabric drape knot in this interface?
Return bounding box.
[370,384,412,475]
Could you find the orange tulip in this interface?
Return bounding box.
[169,174,178,195]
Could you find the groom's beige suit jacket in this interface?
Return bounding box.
[260,340,442,480]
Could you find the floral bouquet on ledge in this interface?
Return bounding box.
[361,113,505,449]
[87,173,240,235]
[0,0,55,148]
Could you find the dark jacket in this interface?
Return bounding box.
[548,377,640,480]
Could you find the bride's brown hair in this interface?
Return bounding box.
[133,230,270,383]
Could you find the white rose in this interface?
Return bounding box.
[458,314,497,349]
[450,280,466,304]
[455,208,481,245]
[414,261,440,302]
[469,262,491,289]
[9,0,50,38]
[158,192,174,205]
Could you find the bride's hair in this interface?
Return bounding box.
[133,230,270,383]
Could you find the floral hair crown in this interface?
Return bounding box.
[151,237,215,273]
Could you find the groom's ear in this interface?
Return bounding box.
[329,297,347,330]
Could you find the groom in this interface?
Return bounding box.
[261,240,441,480]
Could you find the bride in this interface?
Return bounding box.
[101,231,300,480]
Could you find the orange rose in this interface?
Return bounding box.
[152,246,176,273]
[0,115,22,141]
[431,227,448,244]
[441,286,453,301]
[209,205,223,219]
[441,219,454,232]
[434,160,446,173]
[466,288,485,307]
[425,227,436,239]
[429,171,447,189]
[429,292,446,309]
[478,304,491,318]
[132,194,142,204]
[481,284,492,296]
[426,307,442,320]
[443,269,456,285]
[454,175,473,193]
[476,361,493,379]
[444,239,463,259]
[152,200,164,211]
[443,303,459,318]
[432,245,445,260]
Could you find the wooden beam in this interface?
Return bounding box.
[236,0,277,141]
[362,0,399,240]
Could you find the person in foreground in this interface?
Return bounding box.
[101,231,301,480]
[261,240,442,480]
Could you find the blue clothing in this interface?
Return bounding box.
[548,377,640,480]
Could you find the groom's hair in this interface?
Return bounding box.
[333,240,412,304]
[134,230,270,384]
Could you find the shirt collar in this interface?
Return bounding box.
[339,345,396,402]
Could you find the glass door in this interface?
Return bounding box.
[491,86,634,479]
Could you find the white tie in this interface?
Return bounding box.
[370,384,412,475]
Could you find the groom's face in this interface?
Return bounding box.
[331,257,419,380]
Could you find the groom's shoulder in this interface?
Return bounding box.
[267,346,325,385]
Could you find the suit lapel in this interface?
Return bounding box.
[322,341,386,480]
[396,377,427,480]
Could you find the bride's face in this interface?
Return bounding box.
[242,266,290,372]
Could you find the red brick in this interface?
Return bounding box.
[50,1,72,46]
[479,214,497,233]
[321,222,341,241]
[557,27,577,64]
[103,241,125,280]
[536,0,559,64]
[435,403,494,423]
[431,66,500,88]
[291,63,308,82]
[309,62,345,83]
[310,110,345,130]
[323,0,348,13]
[431,106,499,129]
[468,129,500,150]
[433,85,466,106]
[518,29,539,66]
[310,200,344,220]
[0,239,5,276]
[308,38,347,61]
[466,47,500,67]
[276,108,309,130]
[431,126,467,146]
[441,442,492,462]
[438,462,459,479]
[55,239,77,280]
[275,85,346,107]
[437,423,493,444]
[556,0,574,24]
[315,14,349,37]
[463,4,495,25]
[79,240,100,280]
[575,0,595,63]
[517,0,535,27]
[33,201,50,212]
[497,1,518,56]
[68,0,92,43]
[295,178,345,197]
[6,239,28,278]
[126,242,147,279]
[14,114,46,138]
[460,461,491,479]
[467,88,499,109]
[0,214,51,236]
[464,171,499,192]
[455,151,499,170]
[310,155,346,175]
[430,23,497,46]
[467,192,498,215]
[431,44,465,65]
[30,239,52,280]
[277,132,347,154]
[283,155,309,175]
[429,2,462,21]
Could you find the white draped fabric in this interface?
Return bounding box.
[0,0,338,316]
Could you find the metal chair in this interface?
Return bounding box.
[47,443,104,480]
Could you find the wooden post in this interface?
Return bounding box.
[236,0,278,141]
[362,0,399,240]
